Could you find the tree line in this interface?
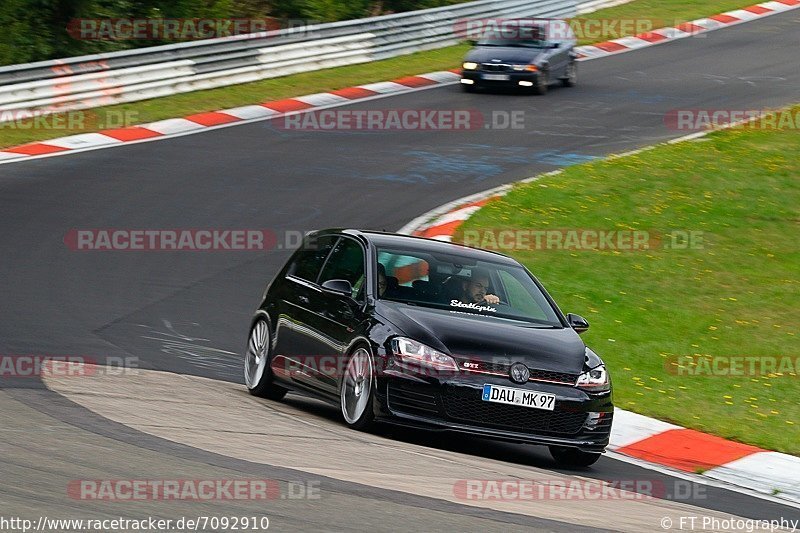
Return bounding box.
[0,0,467,65]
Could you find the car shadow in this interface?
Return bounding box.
[278,390,570,472]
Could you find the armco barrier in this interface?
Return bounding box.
[0,0,591,121]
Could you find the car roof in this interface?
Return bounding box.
[313,229,520,266]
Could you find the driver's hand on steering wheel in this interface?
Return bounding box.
[484,294,500,305]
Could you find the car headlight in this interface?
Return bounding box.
[462,62,478,70]
[576,347,609,391]
[391,337,458,371]
[513,64,539,72]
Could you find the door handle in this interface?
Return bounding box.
[298,295,310,304]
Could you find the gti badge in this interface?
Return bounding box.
[509,363,530,384]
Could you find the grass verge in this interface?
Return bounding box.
[0,0,766,149]
[457,107,800,454]
[575,0,770,45]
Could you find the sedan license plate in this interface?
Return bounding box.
[482,73,510,81]
[482,384,555,411]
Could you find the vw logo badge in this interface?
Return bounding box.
[509,363,530,384]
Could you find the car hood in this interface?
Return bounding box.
[376,301,585,373]
[464,46,548,66]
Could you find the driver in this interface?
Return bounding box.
[460,269,500,305]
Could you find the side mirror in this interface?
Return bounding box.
[320,279,353,298]
[567,313,589,334]
[549,41,561,49]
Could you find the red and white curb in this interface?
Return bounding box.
[397,158,800,508]
[2,0,800,165]
[575,0,800,60]
[0,71,462,164]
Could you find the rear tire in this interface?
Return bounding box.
[244,318,288,400]
[549,445,601,467]
[340,347,376,431]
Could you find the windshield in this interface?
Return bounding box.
[376,247,561,326]
[476,38,545,48]
[476,23,546,48]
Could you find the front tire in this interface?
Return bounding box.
[562,61,577,87]
[549,445,601,467]
[244,318,287,400]
[532,70,549,95]
[340,347,376,430]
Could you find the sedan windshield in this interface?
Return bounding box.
[476,38,545,48]
[377,246,561,326]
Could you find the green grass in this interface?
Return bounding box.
[575,0,764,45]
[0,0,762,149]
[457,107,800,454]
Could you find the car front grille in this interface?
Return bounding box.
[481,63,512,72]
[442,385,588,435]
[529,369,579,385]
[456,358,579,385]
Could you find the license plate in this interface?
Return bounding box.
[482,384,556,411]
[482,73,510,81]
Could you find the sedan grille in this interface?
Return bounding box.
[481,63,512,72]
[442,386,587,435]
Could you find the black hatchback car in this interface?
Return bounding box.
[245,229,612,466]
[460,19,577,94]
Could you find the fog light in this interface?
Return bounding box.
[518,81,533,87]
[460,79,475,85]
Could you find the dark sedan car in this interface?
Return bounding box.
[460,19,577,94]
[244,229,612,466]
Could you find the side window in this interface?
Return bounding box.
[318,238,365,299]
[287,235,337,283]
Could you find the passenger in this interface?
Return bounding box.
[377,263,388,297]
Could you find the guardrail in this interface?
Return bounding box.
[0,0,628,122]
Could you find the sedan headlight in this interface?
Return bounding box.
[576,365,610,392]
[513,64,539,72]
[462,61,478,70]
[391,337,458,371]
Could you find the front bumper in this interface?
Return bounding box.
[375,371,613,453]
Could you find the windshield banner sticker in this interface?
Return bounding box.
[450,300,497,313]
